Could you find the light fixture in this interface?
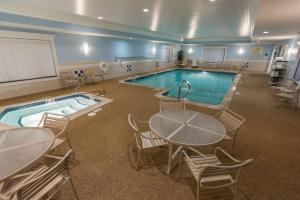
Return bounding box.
[297,41,300,46]
[209,0,216,2]
[97,16,103,20]
[238,48,245,55]
[263,31,269,34]
[152,46,157,55]
[257,40,261,43]
[188,48,193,54]
[143,8,149,12]
[258,37,263,40]
[288,48,298,56]
[81,42,90,55]
[129,37,133,40]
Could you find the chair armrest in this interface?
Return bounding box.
[44,154,64,160]
[226,128,238,134]
[214,147,241,163]
[279,88,294,93]
[36,113,46,127]
[139,133,164,140]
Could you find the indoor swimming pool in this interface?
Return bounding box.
[123,69,239,107]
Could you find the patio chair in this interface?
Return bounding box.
[37,113,73,151]
[178,147,253,200]
[0,150,79,200]
[128,113,168,170]
[159,100,186,112]
[275,86,300,110]
[60,72,79,88]
[215,108,246,147]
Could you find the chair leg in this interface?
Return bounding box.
[197,180,200,200]
[136,150,142,170]
[232,130,238,148]
[177,152,183,179]
[66,139,74,150]
[233,185,238,200]
[69,177,80,200]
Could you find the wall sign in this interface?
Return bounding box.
[251,47,263,57]
[126,65,132,72]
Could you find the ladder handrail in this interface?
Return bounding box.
[178,80,191,101]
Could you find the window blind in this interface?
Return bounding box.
[0,38,57,83]
[162,47,173,63]
[202,47,226,63]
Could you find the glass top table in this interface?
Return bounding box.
[0,128,54,182]
[149,109,226,174]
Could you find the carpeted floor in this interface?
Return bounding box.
[0,73,299,200]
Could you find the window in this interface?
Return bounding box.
[0,37,57,83]
[162,47,173,63]
[202,47,226,63]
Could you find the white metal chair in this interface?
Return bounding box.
[215,108,246,147]
[159,100,186,112]
[37,113,73,151]
[128,113,168,170]
[178,147,253,200]
[275,86,300,110]
[0,150,79,200]
[60,72,79,88]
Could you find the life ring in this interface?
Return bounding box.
[99,61,109,73]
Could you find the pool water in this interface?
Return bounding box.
[0,94,100,127]
[126,69,236,105]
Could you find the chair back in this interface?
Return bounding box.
[218,109,245,131]
[200,158,253,189]
[160,100,185,112]
[128,113,143,149]
[38,113,69,137]
[4,150,73,200]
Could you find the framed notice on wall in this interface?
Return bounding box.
[251,47,263,57]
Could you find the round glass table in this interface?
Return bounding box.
[149,109,226,174]
[0,128,54,181]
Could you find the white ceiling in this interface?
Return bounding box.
[0,0,299,43]
[253,0,300,41]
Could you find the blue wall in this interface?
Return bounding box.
[54,33,176,64]
[182,43,274,61]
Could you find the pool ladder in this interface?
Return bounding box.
[177,80,191,101]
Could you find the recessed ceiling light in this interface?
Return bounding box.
[97,16,103,20]
[143,8,149,12]
[209,0,216,2]
[257,40,261,43]
[263,31,269,34]
[129,37,133,40]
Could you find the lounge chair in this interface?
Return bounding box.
[159,100,186,112]
[128,113,168,170]
[0,150,79,200]
[37,113,73,151]
[215,108,246,147]
[178,147,253,200]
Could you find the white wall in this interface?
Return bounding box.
[0,59,175,100]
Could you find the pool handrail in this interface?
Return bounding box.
[178,80,191,101]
